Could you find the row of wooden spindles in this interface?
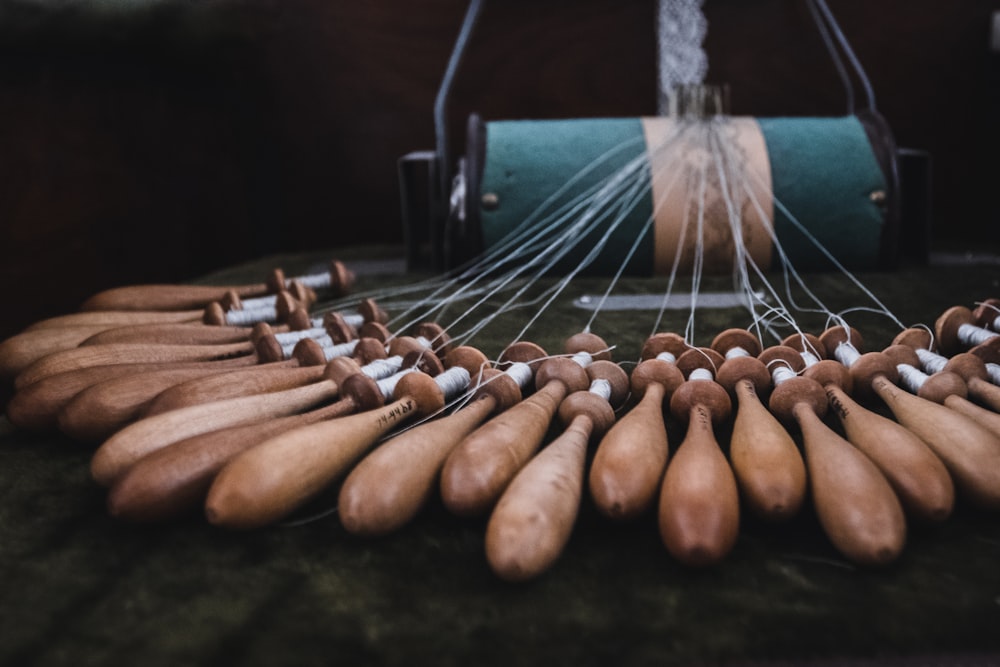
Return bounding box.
[4,260,1000,581]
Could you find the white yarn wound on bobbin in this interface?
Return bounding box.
[504,362,534,389]
[656,351,677,364]
[376,369,415,400]
[322,339,360,361]
[275,327,327,345]
[589,378,612,401]
[571,351,594,368]
[800,351,821,368]
[916,348,948,375]
[361,356,403,380]
[225,307,278,326]
[288,271,332,290]
[834,342,861,368]
[435,367,472,400]
[724,347,748,359]
[689,368,714,381]
[771,365,797,386]
[237,294,278,310]
[896,364,927,394]
[986,362,1000,385]
[957,323,999,347]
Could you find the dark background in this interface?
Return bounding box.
[1,0,997,339]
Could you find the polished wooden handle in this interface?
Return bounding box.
[485,414,592,581]
[82,323,254,346]
[942,394,1000,436]
[106,401,354,522]
[24,309,201,331]
[589,383,668,520]
[206,395,420,529]
[340,395,498,536]
[90,381,338,486]
[57,365,291,442]
[440,381,566,517]
[794,403,906,565]
[657,404,740,567]
[80,283,268,312]
[0,325,110,379]
[826,383,953,522]
[871,374,1000,510]
[729,379,806,521]
[4,358,252,432]
[144,363,321,416]
[15,341,256,389]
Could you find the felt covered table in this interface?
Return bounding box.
[2,248,1000,666]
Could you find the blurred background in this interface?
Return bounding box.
[0,0,997,339]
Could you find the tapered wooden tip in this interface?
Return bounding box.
[358,298,388,324]
[973,299,1000,327]
[558,391,615,436]
[944,352,990,383]
[359,321,391,343]
[534,358,590,394]
[323,312,357,344]
[265,268,287,294]
[352,338,388,365]
[716,356,771,394]
[256,335,286,363]
[329,260,355,297]
[917,371,967,404]
[804,359,853,393]
[849,352,899,402]
[416,322,452,356]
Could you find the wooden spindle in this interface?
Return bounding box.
[714,330,806,521]
[338,342,545,537]
[439,334,603,517]
[848,346,1000,510]
[79,259,354,311]
[205,352,482,529]
[486,361,626,581]
[658,354,739,567]
[935,306,998,355]
[803,358,953,523]
[589,332,686,520]
[769,370,905,566]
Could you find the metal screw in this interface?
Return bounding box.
[481,192,500,210]
[869,190,887,205]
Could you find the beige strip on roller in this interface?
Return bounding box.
[641,117,774,274]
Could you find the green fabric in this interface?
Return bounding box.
[758,116,888,270]
[479,116,889,274]
[3,248,1000,666]
[479,118,654,276]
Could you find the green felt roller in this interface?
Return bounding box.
[463,114,896,275]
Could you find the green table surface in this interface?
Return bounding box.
[3,246,1000,667]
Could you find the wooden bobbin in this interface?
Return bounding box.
[892,327,934,351]
[106,397,360,523]
[486,381,617,582]
[359,321,391,343]
[205,362,467,529]
[4,357,254,433]
[357,298,389,325]
[24,309,205,332]
[416,322,453,358]
[322,312,358,345]
[439,334,603,517]
[84,322,263,347]
[780,332,826,360]
[140,337,387,419]
[716,343,805,522]
[936,306,998,355]
[659,371,738,567]
[712,328,762,358]
[0,324,119,379]
[804,359,954,523]
[676,348,725,379]
[13,338,260,391]
[89,368,349,487]
[944,352,1000,412]
[590,347,684,521]
[563,332,613,361]
[339,367,524,538]
[818,325,864,360]
[856,348,1000,511]
[884,345,1000,439]
[769,374,906,566]
[640,332,689,361]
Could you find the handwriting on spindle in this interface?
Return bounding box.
[826,388,850,418]
[377,399,415,428]
[694,404,712,427]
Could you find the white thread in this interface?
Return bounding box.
[225,307,277,326]
[656,351,677,364]
[376,369,414,400]
[362,355,403,380]
[415,336,432,349]
[834,342,861,368]
[288,272,332,290]
[274,327,326,345]
[916,348,947,375]
[992,315,1000,332]
[724,346,748,359]
[985,362,1000,385]
[958,323,999,346]
[505,362,533,388]
[800,351,821,368]
[237,294,278,310]
[344,313,364,328]
[321,339,360,361]
[771,366,797,386]
[689,368,713,381]
[896,364,927,394]
[435,367,472,400]
[572,351,594,368]
[589,378,612,401]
